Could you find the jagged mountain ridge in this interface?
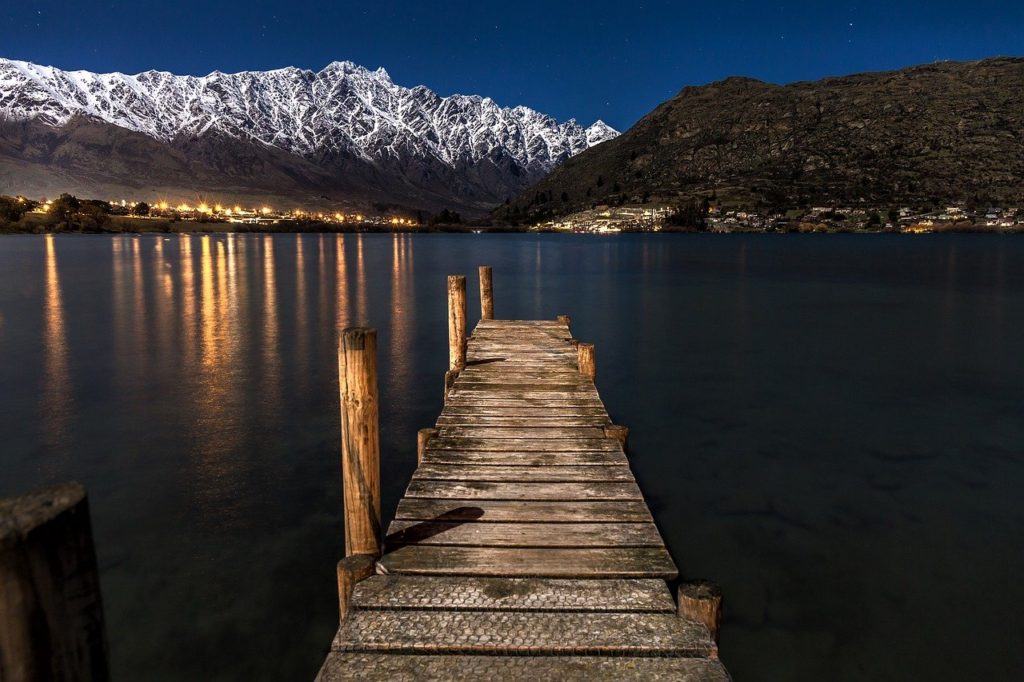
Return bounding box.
[0,58,617,212]
[496,57,1024,221]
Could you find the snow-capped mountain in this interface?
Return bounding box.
[0,58,617,212]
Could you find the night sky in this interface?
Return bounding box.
[2,0,1022,130]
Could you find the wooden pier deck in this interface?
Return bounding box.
[318,285,730,680]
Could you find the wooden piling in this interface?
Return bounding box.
[338,327,382,558]
[446,275,467,400]
[0,482,109,682]
[557,314,571,328]
[479,266,494,320]
[604,424,629,454]
[678,581,723,647]
[417,428,438,465]
[577,342,596,380]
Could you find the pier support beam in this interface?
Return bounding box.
[338,327,382,559]
[417,428,439,465]
[446,275,467,398]
[479,266,494,320]
[0,482,109,682]
[678,581,722,647]
[577,342,596,380]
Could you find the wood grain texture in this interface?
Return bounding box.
[378,546,678,579]
[393,499,654,523]
[338,327,382,558]
[402,480,643,501]
[0,482,109,682]
[478,266,494,320]
[412,464,635,482]
[421,451,629,467]
[384,521,665,548]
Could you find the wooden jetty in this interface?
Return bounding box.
[319,268,730,681]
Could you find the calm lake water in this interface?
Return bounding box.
[1,233,1022,680]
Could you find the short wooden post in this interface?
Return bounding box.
[557,314,571,328]
[338,327,382,558]
[577,342,596,380]
[605,424,629,454]
[479,266,494,320]
[336,554,376,621]
[678,581,723,647]
[0,482,109,681]
[417,428,438,465]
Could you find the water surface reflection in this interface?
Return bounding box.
[2,233,1022,681]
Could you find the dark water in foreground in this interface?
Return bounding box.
[1,233,1022,680]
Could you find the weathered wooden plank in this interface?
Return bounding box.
[378,546,678,579]
[449,388,599,396]
[457,373,585,382]
[455,378,591,387]
[412,464,635,482]
[351,576,677,613]
[422,451,628,467]
[332,610,705,655]
[436,426,607,440]
[427,437,622,452]
[434,411,606,421]
[393,499,654,523]
[317,653,730,681]
[384,521,665,548]
[439,406,609,416]
[403,480,642,501]
[445,398,604,409]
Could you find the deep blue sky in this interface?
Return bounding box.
[2,0,1021,130]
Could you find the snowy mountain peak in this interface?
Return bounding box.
[0,57,617,168]
[0,57,619,210]
[585,120,619,146]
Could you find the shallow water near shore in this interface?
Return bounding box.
[1,232,1022,680]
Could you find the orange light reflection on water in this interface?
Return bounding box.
[41,235,72,449]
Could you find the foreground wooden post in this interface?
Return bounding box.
[445,275,467,397]
[479,266,494,320]
[678,581,723,647]
[0,482,109,682]
[336,554,376,621]
[605,424,629,454]
[577,342,596,380]
[417,428,439,465]
[338,327,382,558]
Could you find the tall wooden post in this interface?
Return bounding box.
[446,275,467,397]
[577,342,596,380]
[479,266,494,320]
[338,327,382,558]
[417,428,438,465]
[678,581,723,647]
[0,482,109,682]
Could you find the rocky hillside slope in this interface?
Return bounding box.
[496,57,1024,221]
